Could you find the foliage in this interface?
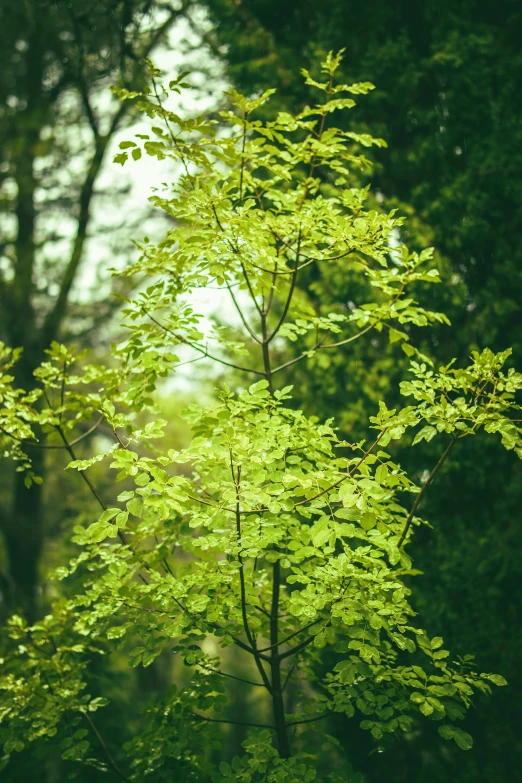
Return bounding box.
[0,54,520,780]
[199,6,522,780]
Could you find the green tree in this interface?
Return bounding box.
[0,55,520,781]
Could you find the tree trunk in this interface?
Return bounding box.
[4,30,45,617]
[4,447,45,623]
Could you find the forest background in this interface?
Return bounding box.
[0,1,521,781]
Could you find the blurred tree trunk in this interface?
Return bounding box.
[2,31,46,620]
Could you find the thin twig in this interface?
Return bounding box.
[282,662,297,692]
[257,618,321,653]
[231,455,272,692]
[225,280,262,343]
[191,712,274,729]
[238,110,248,203]
[293,431,385,508]
[267,228,301,344]
[142,307,264,376]
[397,435,457,547]
[287,710,333,728]
[82,711,129,782]
[0,416,104,450]
[198,663,264,687]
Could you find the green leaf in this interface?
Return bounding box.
[420,700,434,716]
[453,728,473,751]
[360,511,376,530]
[438,725,473,750]
[127,497,144,518]
[99,508,120,525]
[485,674,508,686]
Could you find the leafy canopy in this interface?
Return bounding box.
[0,52,520,781]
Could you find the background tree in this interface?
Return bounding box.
[194,2,522,780]
[0,0,195,618]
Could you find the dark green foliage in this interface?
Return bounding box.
[200,5,522,779]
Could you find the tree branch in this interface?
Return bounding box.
[142,308,264,376]
[191,712,274,729]
[41,136,108,347]
[40,4,187,349]
[257,618,321,653]
[293,431,385,508]
[0,416,103,450]
[225,280,262,343]
[398,434,457,547]
[267,229,300,344]
[231,457,272,692]
[197,663,264,687]
[82,711,129,782]
[287,710,332,728]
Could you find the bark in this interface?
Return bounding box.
[4,448,44,623]
[2,28,45,620]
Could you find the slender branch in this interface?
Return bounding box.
[185,492,235,514]
[0,416,103,450]
[186,492,267,515]
[293,431,385,508]
[271,228,354,267]
[269,335,328,376]
[257,618,321,653]
[287,710,333,728]
[41,136,107,346]
[263,258,278,317]
[45,408,151,588]
[238,110,248,203]
[82,711,129,782]
[231,456,272,692]
[191,713,274,729]
[277,634,316,661]
[270,314,389,379]
[296,72,333,209]
[225,279,262,343]
[282,662,297,693]
[246,255,316,276]
[151,74,190,178]
[52,420,108,512]
[269,549,290,756]
[240,258,263,317]
[211,203,263,317]
[59,361,66,422]
[267,229,301,344]
[142,308,264,376]
[255,602,272,619]
[397,435,457,547]
[198,663,264,687]
[271,279,407,376]
[322,318,388,350]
